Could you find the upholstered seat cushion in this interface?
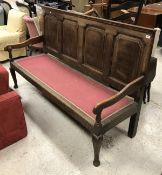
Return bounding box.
[15,54,134,121]
[0,65,9,95]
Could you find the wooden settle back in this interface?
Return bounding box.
[42,6,155,91]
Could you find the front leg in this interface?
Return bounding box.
[10,67,18,88]
[92,113,103,167]
[92,134,103,167]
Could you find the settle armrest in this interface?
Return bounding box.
[93,75,144,115]
[4,36,43,52]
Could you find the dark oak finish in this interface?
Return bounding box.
[5,7,155,167]
[43,7,154,90]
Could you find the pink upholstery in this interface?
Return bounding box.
[0,65,27,150]
[23,16,43,49]
[0,64,9,95]
[16,55,134,120]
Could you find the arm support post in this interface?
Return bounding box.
[93,75,145,118]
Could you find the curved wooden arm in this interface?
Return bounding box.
[4,36,43,52]
[93,75,144,115]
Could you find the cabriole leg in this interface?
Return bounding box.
[92,112,103,166]
[92,134,103,167]
[10,67,18,88]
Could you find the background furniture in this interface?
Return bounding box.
[0,9,26,62]
[0,64,27,150]
[145,0,161,5]
[84,0,145,22]
[16,1,33,17]
[71,0,89,12]
[129,2,162,46]
[23,16,43,55]
[24,0,37,15]
[84,1,107,17]
[0,6,4,25]
[37,0,74,10]
[105,0,145,24]
[1,0,12,25]
[129,2,162,28]
[84,1,102,17]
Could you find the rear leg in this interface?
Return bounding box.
[147,83,151,102]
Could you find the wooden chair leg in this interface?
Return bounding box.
[143,86,147,104]
[92,134,103,167]
[147,83,151,102]
[128,113,140,138]
[29,47,33,56]
[128,88,143,138]
[9,67,18,88]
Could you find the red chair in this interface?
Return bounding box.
[23,16,43,55]
[0,65,27,150]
